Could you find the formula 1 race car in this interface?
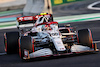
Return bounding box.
[4,13,99,60]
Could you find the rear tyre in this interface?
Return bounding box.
[77,29,93,48]
[19,36,33,59]
[4,31,19,54]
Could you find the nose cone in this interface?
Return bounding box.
[52,38,66,51]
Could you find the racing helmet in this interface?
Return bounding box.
[39,16,49,23]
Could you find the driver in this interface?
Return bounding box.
[42,25,50,31]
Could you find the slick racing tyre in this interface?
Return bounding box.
[4,31,19,54]
[77,29,93,48]
[19,36,33,59]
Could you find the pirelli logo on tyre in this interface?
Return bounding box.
[54,0,63,4]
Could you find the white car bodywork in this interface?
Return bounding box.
[22,16,96,59]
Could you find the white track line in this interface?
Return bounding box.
[0,52,6,55]
[0,21,16,25]
[0,23,33,30]
[93,41,100,43]
[87,1,100,10]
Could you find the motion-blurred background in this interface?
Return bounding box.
[0,0,99,23]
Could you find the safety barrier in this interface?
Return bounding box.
[51,0,85,6]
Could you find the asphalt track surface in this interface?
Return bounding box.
[53,0,100,17]
[0,20,100,67]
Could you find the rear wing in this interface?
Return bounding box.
[16,13,53,28]
[16,16,36,28]
[17,16,36,25]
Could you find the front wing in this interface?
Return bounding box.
[23,47,99,60]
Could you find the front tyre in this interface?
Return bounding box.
[77,29,93,48]
[19,36,33,59]
[4,31,19,54]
